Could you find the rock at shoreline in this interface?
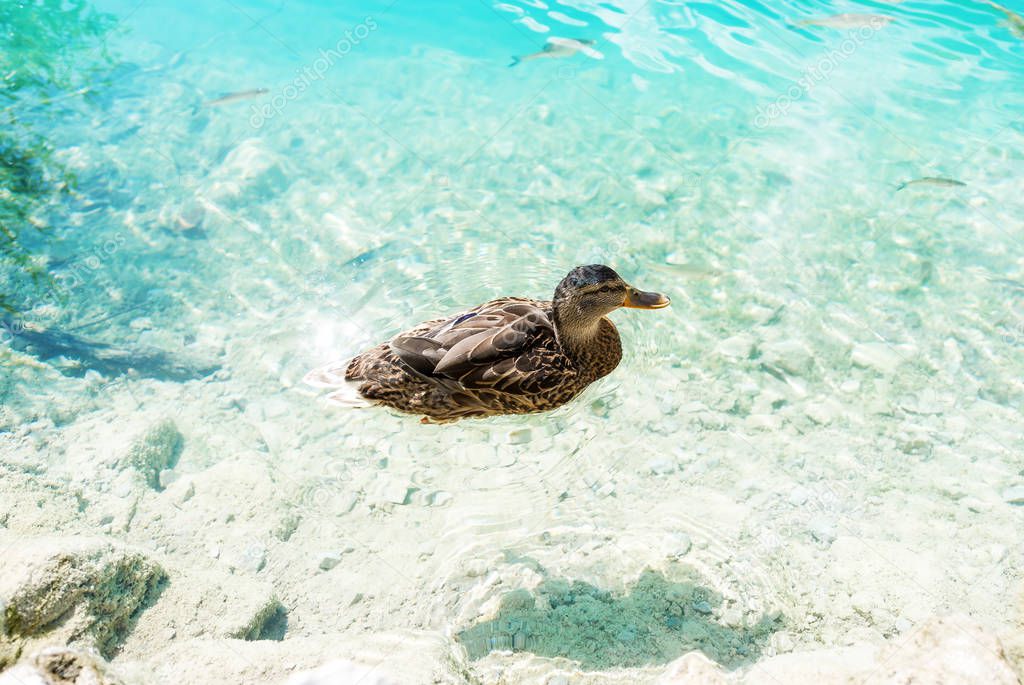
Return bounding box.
[117,629,454,685]
[654,651,727,684]
[285,659,400,685]
[741,644,877,684]
[0,536,165,667]
[741,614,1019,685]
[862,614,1019,685]
[0,646,125,685]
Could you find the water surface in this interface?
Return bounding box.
[2,0,1023,681]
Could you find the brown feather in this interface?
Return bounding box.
[340,296,623,422]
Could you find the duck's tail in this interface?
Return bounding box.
[303,360,374,408]
[325,382,374,408]
[508,55,521,68]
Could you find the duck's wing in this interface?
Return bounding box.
[390,298,564,393]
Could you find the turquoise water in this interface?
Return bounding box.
[2,0,1024,682]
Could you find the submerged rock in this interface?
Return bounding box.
[317,552,343,571]
[646,456,676,475]
[807,516,837,545]
[119,563,286,648]
[716,333,756,360]
[0,536,165,666]
[760,339,814,376]
[366,476,411,507]
[122,419,184,490]
[851,342,911,374]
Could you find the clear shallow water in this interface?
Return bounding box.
[2,0,1024,682]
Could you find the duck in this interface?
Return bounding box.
[304,264,670,423]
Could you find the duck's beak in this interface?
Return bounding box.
[623,286,671,309]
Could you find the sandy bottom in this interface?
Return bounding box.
[3,10,1024,683]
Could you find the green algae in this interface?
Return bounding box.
[0,1,116,313]
[2,604,23,637]
[124,420,184,490]
[457,569,783,670]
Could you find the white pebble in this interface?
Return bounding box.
[716,333,755,359]
[177,480,195,504]
[158,469,179,489]
[464,558,489,577]
[942,338,963,372]
[238,545,266,574]
[668,533,692,558]
[646,456,675,475]
[773,631,794,653]
[804,398,842,425]
[851,342,910,374]
[1002,485,1024,505]
[369,477,411,506]
[507,428,532,444]
[428,491,452,507]
[807,516,837,544]
[111,472,135,498]
[720,607,744,627]
[761,339,813,376]
[850,590,881,616]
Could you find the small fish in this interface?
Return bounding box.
[509,38,596,67]
[158,50,187,71]
[799,13,894,30]
[987,276,1024,292]
[982,0,1024,37]
[204,88,269,107]
[649,261,721,280]
[341,240,398,270]
[895,177,967,191]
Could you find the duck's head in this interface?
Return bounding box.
[552,264,669,339]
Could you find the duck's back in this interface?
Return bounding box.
[344,297,608,421]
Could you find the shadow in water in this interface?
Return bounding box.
[254,604,288,641]
[2,317,221,382]
[106,565,168,659]
[457,569,783,670]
